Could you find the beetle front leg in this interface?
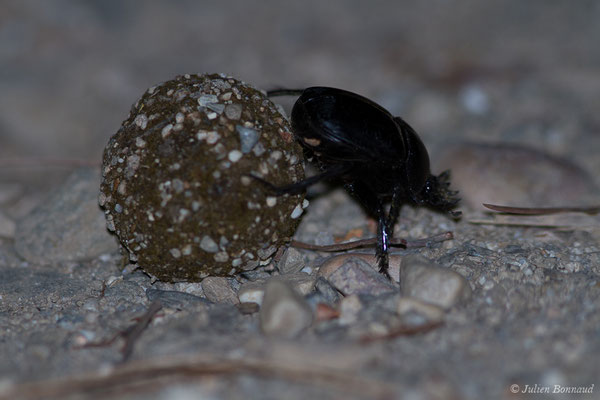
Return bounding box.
[249,163,349,195]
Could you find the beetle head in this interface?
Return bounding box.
[417,170,461,217]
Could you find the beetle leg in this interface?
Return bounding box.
[267,88,305,97]
[346,181,392,280]
[385,186,403,236]
[377,213,392,280]
[248,164,349,195]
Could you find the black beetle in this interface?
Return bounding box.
[259,87,460,279]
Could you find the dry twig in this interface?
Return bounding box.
[291,231,454,252]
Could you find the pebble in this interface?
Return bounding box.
[259,280,313,338]
[237,272,317,305]
[436,142,599,210]
[314,276,342,305]
[338,294,363,325]
[14,168,119,264]
[201,277,239,304]
[321,257,397,296]
[319,253,402,283]
[225,104,242,120]
[277,247,305,274]
[397,297,445,325]
[400,255,471,309]
[146,289,210,310]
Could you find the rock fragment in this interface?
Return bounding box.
[259,280,313,338]
[400,255,471,309]
[201,277,239,304]
[237,272,316,305]
[323,257,397,296]
[277,247,305,274]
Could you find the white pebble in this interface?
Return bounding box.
[161,124,173,138]
[290,204,303,219]
[228,150,243,163]
[200,235,219,253]
[266,196,277,207]
[134,114,148,129]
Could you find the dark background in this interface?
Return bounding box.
[2,0,599,180]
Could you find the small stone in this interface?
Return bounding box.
[290,204,303,219]
[146,289,209,310]
[237,272,316,306]
[259,280,313,338]
[201,277,238,304]
[228,150,243,163]
[400,255,471,309]
[319,253,402,283]
[266,196,277,207]
[314,276,342,305]
[236,125,259,153]
[225,104,243,120]
[238,281,265,305]
[338,294,363,325]
[134,114,148,129]
[397,297,445,325]
[206,102,225,114]
[197,94,218,106]
[322,257,397,296]
[275,272,317,295]
[200,235,219,253]
[277,247,305,274]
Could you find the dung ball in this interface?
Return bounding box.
[99,73,305,281]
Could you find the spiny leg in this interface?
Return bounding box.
[248,163,349,195]
[376,212,392,279]
[346,181,391,279]
[385,187,403,239]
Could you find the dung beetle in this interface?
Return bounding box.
[259,87,460,279]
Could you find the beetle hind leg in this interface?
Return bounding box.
[375,214,392,280]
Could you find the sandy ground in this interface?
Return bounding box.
[1,1,599,399]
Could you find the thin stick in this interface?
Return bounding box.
[359,321,444,344]
[483,203,600,215]
[291,231,453,252]
[76,301,163,362]
[1,353,396,400]
[120,301,163,362]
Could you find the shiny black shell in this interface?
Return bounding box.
[290,87,431,202]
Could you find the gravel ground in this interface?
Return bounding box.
[1,1,599,399]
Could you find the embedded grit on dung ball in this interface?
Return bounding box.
[99,73,306,282]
